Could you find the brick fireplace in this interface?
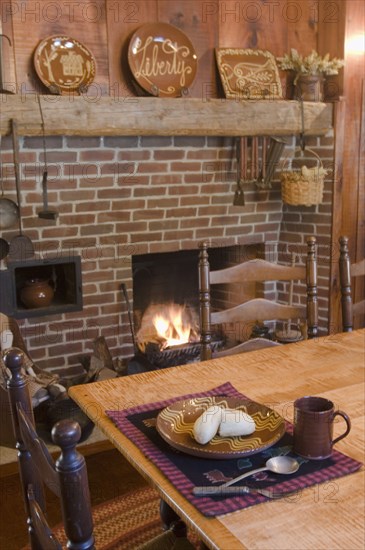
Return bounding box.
[0,133,334,371]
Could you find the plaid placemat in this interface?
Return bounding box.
[106,382,362,517]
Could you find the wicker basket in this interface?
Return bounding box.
[280,147,326,206]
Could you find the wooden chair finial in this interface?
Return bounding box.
[3,347,24,376]
[51,419,81,449]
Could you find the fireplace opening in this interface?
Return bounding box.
[127,244,261,373]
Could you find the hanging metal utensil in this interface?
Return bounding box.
[0,34,14,94]
[233,137,245,206]
[262,137,267,180]
[262,136,287,188]
[0,129,19,229]
[251,136,259,182]
[8,119,35,261]
[242,136,248,181]
[37,95,58,220]
[256,137,268,188]
[0,194,19,229]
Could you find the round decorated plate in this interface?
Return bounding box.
[156,395,285,459]
[127,22,197,97]
[34,35,96,94]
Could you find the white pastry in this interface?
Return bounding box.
[218,408,255,437]
[193,405,223,444]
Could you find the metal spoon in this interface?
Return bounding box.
[221,456,300,488]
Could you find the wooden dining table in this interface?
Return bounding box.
[69,329,365,550]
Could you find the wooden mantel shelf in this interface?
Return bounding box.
[0,95,333,137]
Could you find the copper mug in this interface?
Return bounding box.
[293,396,351,460]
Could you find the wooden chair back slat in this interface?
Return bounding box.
[210,259,306,284]
[27,486,62,550]
[351,259,365,278]
[353,299,365,316]
[211,298,306,324]
[213,338,281,357]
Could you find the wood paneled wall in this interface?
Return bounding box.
[2,0,343,99]
[327,0,364,331]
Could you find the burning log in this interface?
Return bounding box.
[136,303,200,354]
[132,302,223,370]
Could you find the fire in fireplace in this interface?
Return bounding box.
[136,302,199,352]
[127,301,204,373]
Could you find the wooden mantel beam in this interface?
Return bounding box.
[0,95,333,137]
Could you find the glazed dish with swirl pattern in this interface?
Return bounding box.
[156,396,285,459]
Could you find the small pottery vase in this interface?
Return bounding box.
[294,74,324,102]
[20,278,54,309]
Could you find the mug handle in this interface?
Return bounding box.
[332,411,351,445]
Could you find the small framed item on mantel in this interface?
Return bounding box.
[215,48,283,100]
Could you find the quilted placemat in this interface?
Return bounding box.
[106,382,362,517]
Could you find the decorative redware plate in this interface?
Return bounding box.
[127,22,197,97]
[34,35,96,94]
[216,48,282,99]
[156,395,285,459]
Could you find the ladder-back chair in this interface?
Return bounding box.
[339,236,365,332]
[199,237,318,361]
[3,348,196,550]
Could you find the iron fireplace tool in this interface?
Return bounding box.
[8,119,35,261]
[120,282,138,355]
[37,95,58,220]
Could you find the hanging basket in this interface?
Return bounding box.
[280,147,327,206]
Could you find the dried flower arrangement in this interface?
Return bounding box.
[277,49,345,83]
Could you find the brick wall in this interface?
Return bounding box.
[278,133,335,330]
[0,133,334,370]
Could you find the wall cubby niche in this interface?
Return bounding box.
[0,256,83,319]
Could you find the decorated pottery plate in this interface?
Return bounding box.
[156,395,285,459]
[127,22,197,97]
[215,48,282,99]
[34,35,96,94]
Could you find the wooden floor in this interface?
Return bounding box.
[0,448,147,550]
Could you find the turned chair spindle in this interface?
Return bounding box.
[339,236,365,331]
